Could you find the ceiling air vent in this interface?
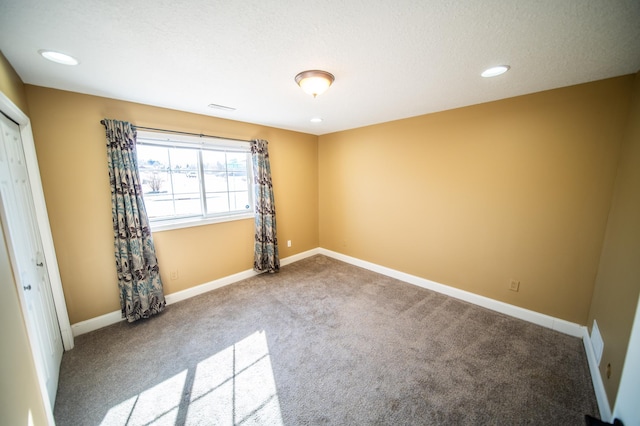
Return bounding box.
[207,103,236,111]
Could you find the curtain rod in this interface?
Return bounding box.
[132,125,251,143]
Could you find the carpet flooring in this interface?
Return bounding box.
[54,255,599,425]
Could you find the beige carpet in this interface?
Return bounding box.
[54,255,599,425]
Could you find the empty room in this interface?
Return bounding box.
[1,1,639,425]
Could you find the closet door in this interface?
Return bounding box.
[0,111,63,405]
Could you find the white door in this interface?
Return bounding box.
[0,111,63,405]
[613,294,640,423]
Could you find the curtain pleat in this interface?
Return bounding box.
[102,119,165,322]
[251,139,280,273]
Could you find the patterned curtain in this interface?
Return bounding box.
[251,139,280,273]
[101,119,166,322]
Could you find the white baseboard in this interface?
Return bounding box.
[71,248,320,336]
[319,249,613,418]
[280,247,321,266]
[582,327,612,421]
[318,248,584,337]
[72,246,584,340]
[71,310,124,337]
[72,246,608,417]
[164,268,259,306]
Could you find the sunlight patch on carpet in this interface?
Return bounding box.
[100,330,283,425]
[101,370,187,424]
[188,330,283,425]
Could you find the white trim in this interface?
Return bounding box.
[0,92,73,350]
[22,123,74,350]
[150,213,254,233]
[72,246,609,419]
[71,248,321,336]
[165,268,260,305]
[70,310,124,337]
[74,246,587,339]
[280,247,321,266]
[319,248,584,337]
[591,320,604,366]
[137,130,250,151]
[612,293,640,423]
[136,133,254,232]
[583,327,612,422]
[320,249,613,417]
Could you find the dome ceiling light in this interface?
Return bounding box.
[295,70,335,98]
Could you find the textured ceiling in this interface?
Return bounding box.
[1,0,639,135]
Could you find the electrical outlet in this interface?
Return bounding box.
[287,240,292,247]
[170,270,179,280]
[509,279,520,292]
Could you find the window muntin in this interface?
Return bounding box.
[135,131,253,229]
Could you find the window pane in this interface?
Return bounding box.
[138,145,173,219]
[203,171,228,192]
[228,174,248,191]
[142,172,174,218]
[138,145,168,193]
[226,152,247,173]
[202,151,227,172]
[174,195,202,216]
[167,148,201,217]
[206,193,230,214]
[202,150,251,215]
[137,144,202,219]
[230,191,251,212]
[136,136,253,226]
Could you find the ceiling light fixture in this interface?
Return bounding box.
[38,50,79,66]
[295,70,335,98]
[310,117,323,123]
[481,65,510,78]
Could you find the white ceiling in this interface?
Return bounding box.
[1,0,639,135]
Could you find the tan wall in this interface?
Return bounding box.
[319,76,634,325]
[0,55,49,426]
[588,71,640,406]
[0,51,29,114]
[24,85,319,324]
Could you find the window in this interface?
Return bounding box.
[135,131,253,230]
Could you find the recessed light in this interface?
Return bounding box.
[310,117,323,123]
[38,50,79,66]
[481,65,510,78]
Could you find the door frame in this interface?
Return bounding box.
[612,293,640,422]
[0,91,73,351]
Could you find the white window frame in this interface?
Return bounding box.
[136,130,254,232]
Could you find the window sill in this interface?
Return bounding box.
[150,212,254,233]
